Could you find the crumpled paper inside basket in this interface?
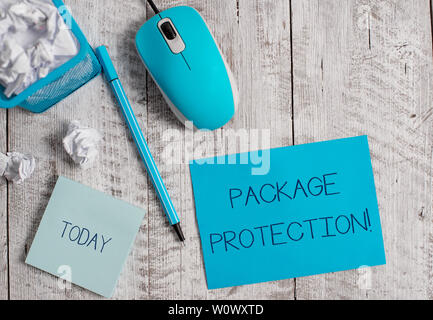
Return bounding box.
[0,0,79,97]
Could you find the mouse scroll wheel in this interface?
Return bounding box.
[161,21,177,40]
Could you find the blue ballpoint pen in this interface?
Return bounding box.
[95,46,185,242]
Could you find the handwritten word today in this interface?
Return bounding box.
[229,173,340,209]
[61,220,112,253]
[209,209,372,254]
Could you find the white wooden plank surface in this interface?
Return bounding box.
[145,0,184,299]
[145,0,294,299]
[292,0,433,299]
[0,109,7,299]
[5,0,294,299]
[207,0,294,299]
[8,0,150,299]
[3,0,433,300]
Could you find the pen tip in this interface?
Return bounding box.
[173,223,186,242]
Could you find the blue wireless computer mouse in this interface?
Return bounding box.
[135,5,238,130]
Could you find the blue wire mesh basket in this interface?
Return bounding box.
[0,0,101,113]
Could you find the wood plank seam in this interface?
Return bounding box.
[288,0,296,301]
[236,0,240,24]
[430,0,433,57]
[145,4,151,300]
[6,108,10,300]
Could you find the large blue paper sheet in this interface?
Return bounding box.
[190,136,386,289]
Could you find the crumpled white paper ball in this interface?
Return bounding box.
[0,151,36,184]
[63,120,102,168]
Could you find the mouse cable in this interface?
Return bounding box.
[147,0,160,14]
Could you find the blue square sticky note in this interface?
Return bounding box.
[25,176,146,298]
[190,136,386,289]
